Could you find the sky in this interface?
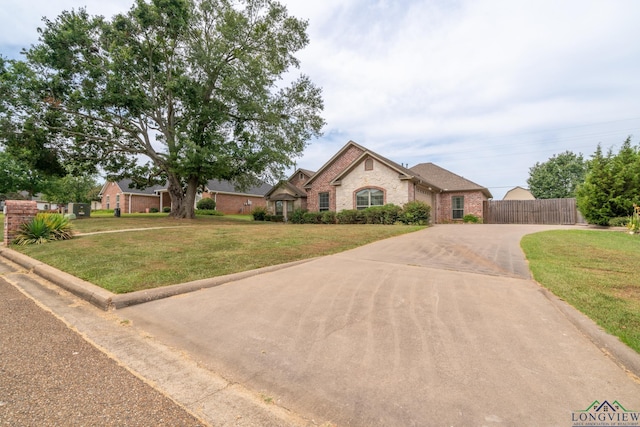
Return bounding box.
[2,0,640,199]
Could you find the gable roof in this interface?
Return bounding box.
[503,186,534,200]
[205,179,272,196]
[303,140,367,188]
[264,181,307,199]
[331,147,419,185]
[410,163,493,198]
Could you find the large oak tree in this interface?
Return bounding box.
[0,0,325,218]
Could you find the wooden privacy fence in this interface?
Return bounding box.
[483,198,580,225]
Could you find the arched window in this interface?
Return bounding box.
[356,189,383,210]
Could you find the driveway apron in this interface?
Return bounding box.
[119,224,640,426]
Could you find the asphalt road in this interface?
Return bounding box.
[0,276,205,426]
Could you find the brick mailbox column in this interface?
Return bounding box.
[3,200,38,246]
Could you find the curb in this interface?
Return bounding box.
[0,246,316,311]
[538,286,640,381]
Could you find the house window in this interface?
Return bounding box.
[364,158,373,171]
[106,195,110,209]
[319,192,329,211]
[116,194,120,209]
[275,200,283,216]
[299,172,304,180]
[356,189,383,210]
[452,196,464,219]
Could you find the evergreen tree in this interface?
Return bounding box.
[577,138,640,225]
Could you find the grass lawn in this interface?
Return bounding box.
[10,213,424,294]
[521,230,640,353]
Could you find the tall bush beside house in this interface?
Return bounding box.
[400,201,431,225]
[196,198,216,210]
[251,206,267,221]
[289,208,307,224]
[13,213,73,245]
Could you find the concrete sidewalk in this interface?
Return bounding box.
[2,224,640,426]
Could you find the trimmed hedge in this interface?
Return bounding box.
[196,198,216,210]
[195,209,224,216]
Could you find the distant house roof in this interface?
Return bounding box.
[410,163,493,198]
[100,178,271,197]
[205,179,272,196]
[503,186,535,200]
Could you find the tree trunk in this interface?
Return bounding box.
[166,174,198,219]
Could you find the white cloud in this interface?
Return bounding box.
[2,0,640,199]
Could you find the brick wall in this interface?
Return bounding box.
[307,145,365,211]
[3,200,38,246]
[436,191,488,223]
[289,171,311,188]
[204,193,267,214]
[128,195,161,213]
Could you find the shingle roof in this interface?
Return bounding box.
[115,178,166,195]
[410,163,493,198]
[205,179,272,196]
[265,181,307,199]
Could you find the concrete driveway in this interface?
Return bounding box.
[119,224,640,426]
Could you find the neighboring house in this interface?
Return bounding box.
[99,178,271,214]
[99,179,170,213]
[197,179,271,214]
[502,186,535,200]
[265,140,492,223]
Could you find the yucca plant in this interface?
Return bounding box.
[13,213,73,245]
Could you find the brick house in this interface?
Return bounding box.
[197,179,271,214]
[100,178,271,214]
[99,179,170,214]
[265,141,492,223]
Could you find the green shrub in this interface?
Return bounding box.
[251,206,268,221]
[13,213,73,245]
[363,204,401,224]
[399,201,431,225]
[321,211,337,224]
[336,209,366,224]
[268,214,284,222]
[195,209,224,216]
[463,214,480,223]
[163,206,171,213]
[290,208,307,224]
[149,207,159,213]
[196,197,216,210]
[302,212,323,224]
[608,217,629,227]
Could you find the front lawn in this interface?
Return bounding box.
[521,230,640,353]
[12,214,424,294]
